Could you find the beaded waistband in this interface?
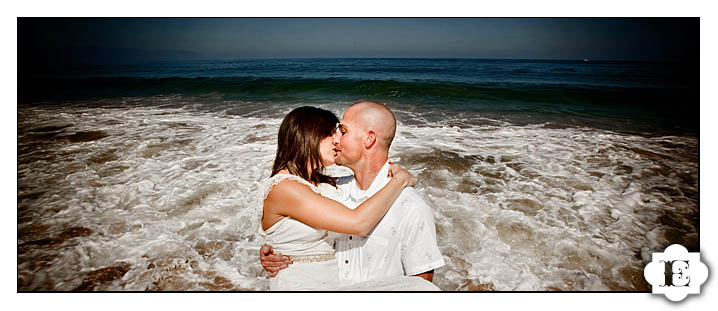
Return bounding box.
[281,252,336,263]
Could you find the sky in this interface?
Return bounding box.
[18,18,698,62]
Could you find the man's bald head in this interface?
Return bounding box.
[344,100,397,151]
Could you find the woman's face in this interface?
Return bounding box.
[319,132,339,167]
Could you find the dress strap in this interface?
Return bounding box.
[261,173,320,201]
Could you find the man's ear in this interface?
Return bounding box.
[365,130,377,149]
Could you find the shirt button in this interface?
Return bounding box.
[345,260,349,264]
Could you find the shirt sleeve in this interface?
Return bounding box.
[399,189,445,276]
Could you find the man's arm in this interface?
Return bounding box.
[414,270,434,282]
[259,244,292,277]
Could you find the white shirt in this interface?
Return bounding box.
[318,162,445,284]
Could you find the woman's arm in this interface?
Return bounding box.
[264,164,416,236]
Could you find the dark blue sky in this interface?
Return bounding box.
[19,18,697,61]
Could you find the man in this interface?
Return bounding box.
[260,100,444,285]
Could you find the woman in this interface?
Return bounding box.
[259,106,437,291]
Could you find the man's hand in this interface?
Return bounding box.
[259,244,292,277]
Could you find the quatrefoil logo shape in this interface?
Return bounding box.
[643,244,708,301]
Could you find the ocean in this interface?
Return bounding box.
[17,58,699,291]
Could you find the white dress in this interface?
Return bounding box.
[259,174,440,291]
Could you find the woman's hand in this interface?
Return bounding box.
[388,163,417,188]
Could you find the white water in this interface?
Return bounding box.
[17,98,698,291]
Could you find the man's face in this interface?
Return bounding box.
[334,107,364,168]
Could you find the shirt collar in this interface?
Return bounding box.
[350,161,391,201]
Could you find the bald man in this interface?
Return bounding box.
[260,100,444,287]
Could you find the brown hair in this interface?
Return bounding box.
[271,106,339,187]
